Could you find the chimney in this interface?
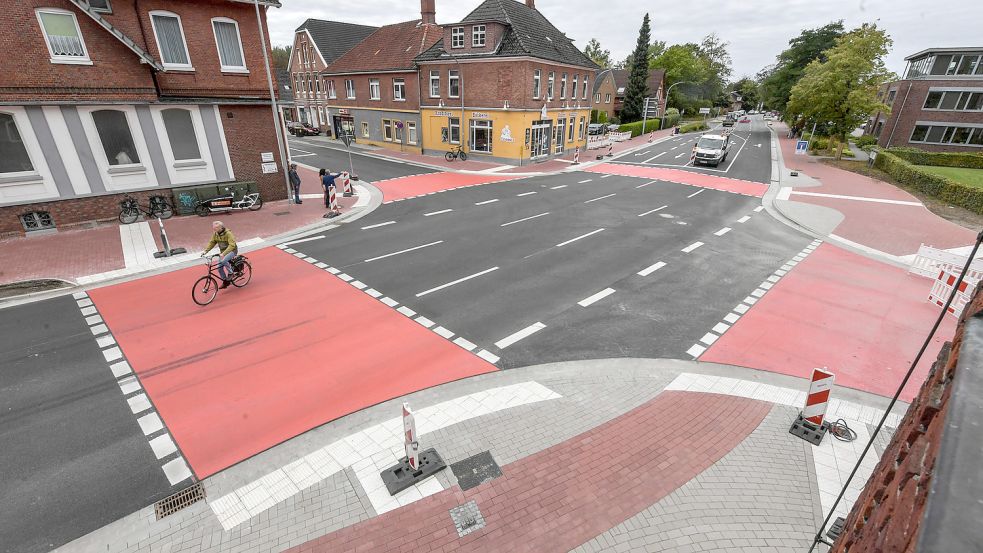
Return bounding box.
[421,0,436,24]
[526,0,535,8]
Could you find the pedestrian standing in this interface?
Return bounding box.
[320,168,342,209]
[288,163,302,204]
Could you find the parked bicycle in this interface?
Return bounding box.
[118,194,173,224]
[195,186,263,217]
[192,253,252,306]
[444,144,468,162]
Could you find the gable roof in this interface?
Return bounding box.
[295,19,378,67]
[416,0,597,69]
[593,68,614,93]
[325,20,443,74]
[612,68,667,97]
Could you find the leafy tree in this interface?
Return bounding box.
[786,23,895,159]
[651,43,707,109]
[620,14,652,123]
[648,40,666,60]
[697,33,732,100]
[272,45,291,70]
[759,21,844,112]
[583,38,612,68]
[730,77,760,111]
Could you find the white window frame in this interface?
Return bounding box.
[594,93,600,103]
[578,116,585,140]
[429,70,440,98]
[327,79,337,99]
[448,70,460,98]
[394,120,403,143]
[407,121,417,145]
[582,75,589,99]
[449,117,461,144]
[560,73,567,99]
[547,72,555,100]
[451,27,465,49]
[210,17,248,73]
[88,0,112,13]
[572,75,578,101]
[345,79,355,99]
[470,119,492,153]
[149,105,215,185]
[78,105,158,191]
[393,78,406,101]
[605,93,612,103]
[369,78,381,100]
[383,119,393,141]
[533,69,541,99]
[36,8,92,65]
[472,25,486,47]
[149,10,193,71]
[361,121,370,138]
[0,107,58,205]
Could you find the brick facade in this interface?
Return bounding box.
[326,71,423,112]
[876,78,983,152]
[419,60,593,111]
[288,30,329,128]
[592,70,617,120]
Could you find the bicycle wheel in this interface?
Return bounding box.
[155,202,174,219]
[192,276,219,306]
[247,197,263,211]
[119,208,138,225]
[195,204,209,217]
[459,150,468,162]
[231,260,252,287]
[445,151,455,162]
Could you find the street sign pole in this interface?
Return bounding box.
[642,98,649,135]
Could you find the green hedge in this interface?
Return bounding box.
[886,147,983,169]
[855,135,877,150]
[874,150,983,213]
[679,121,708,133]
[616,119,663,138]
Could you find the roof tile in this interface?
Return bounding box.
[326,20,443,73]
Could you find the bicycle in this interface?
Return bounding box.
[119,194,173,224]
[192,253,252,306]
[444,144,468,162]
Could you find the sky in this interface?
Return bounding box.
[267,0,983,79]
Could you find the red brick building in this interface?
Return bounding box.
[591,69,617,121]
[286,18,377,133]
[611,68,666,120]
[866,47,983,152]
[0,0,287,236]
[321,11,442,152]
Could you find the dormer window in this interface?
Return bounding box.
[451,27,464,49]
[472,25,485,47]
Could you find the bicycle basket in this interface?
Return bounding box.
[232,256,245,271]
[119,196,137,209]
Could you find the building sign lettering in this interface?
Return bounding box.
[472,112,489,119]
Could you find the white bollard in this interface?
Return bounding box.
[402,403,419,471]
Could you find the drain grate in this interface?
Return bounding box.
[450,451,502,491]
[155,482,205,520]
[449,500,486,537]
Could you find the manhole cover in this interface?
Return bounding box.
[449,500,485,537]
[450,450,502,491]
[273,211,291,216]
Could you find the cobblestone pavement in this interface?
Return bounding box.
[57,359,903,553]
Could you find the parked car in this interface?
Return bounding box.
[721,116,735,127]
[692,133,731,167]
[287,121,320,136]
[587,123,606,136]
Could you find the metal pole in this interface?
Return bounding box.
[806,121,817,150]
[642,98,648,134]
[253,0,291,204]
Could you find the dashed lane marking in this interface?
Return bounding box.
[714,227,732,236]
[415,267,499,297]
[681,241,704,253]
[638,205,667,217]
[501,212,550,227]
[550,185,568,189]
[737,215,751,223]
[361,221,397,230]
[423,209,453,217]
[363,241,443,263]
[494,322,547,349]
[577,288,616,307]
[584,193,616,204]
[578,179,593,184]
[687,189,704,198]
[643,152,666,164]
[475,199,499,205]
[556,228,605,247]
[635,180,658,188]
[637,261,667,276]
[517,191,537,197]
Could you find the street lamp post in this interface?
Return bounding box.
[253,0,291,204]
[660,81,694,130]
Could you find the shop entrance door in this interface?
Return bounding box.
[554,118,565,154]
[530,120,551,159]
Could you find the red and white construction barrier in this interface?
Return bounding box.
[326,184,339,212]
[341,172,353,196]
[606,143,614,157]
[402,402,420,470]
[929,267,978,317]
[803,368,835,426]
[572,147,580,164]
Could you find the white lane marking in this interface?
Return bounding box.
[584,193,616,204]
[414,316,435,328]
[361,221,397,230]
[77,298,93,308]
[737,215,751,223]
[102,347,122,362]
[790,190,923,206]
[495,322,546,349]
[635,180,658,188]
[638,205,667,217]
[315,262,328,269]
[381,297,399,307]
[477,350,500,364]
[72,291,87,299]
[162,458,192,486]
[681,241,704,253]
[433,326,454,338]
[712,322,730,334]
[475,199,500,205]
[90,324,108,336]
[675,152,687,158]
[550,185,567,189]
[148,434,177,460]
[517,191,537,197]
[687,189,704,198]
[637,261,667,276]
[670,146,678,150]
[281,235,325,246]
[600,174,613,179]
[137,412,163,435]
[127,394,152,414]
[81,306,98,316]
[109,361,131,378]
[734,303,750,314]
[501,212,550,227]
[364,241,443,263]
[327,267,340,274]
[754,206,764,212]
[556,228,605,247]
[96,334,116,349]
[396,306,416,318]
[365,288,383,298]
[416,266,499,297]
[423,209,453,217]
[700,333,718,346]
[714,227,732,236]
[686,344,706,358]
[724,312,740,324]
[453,337,477,351]
[577,288,616,307]
[338,273,353,281]
[643,152,666,164]
[578,179,593,184]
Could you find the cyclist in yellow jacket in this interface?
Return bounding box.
[202,221,238,288]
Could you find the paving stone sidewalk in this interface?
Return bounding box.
[57,359,903,553]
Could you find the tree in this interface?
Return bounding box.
[696,33,732,101]
[620,14,652,123]
[731,77,760,111]
[583,38,612,68]
[272,45,291,70]
[648,40,666,60]
[759,21,844,112]
[651,43,707,109]
[786,23,895,159]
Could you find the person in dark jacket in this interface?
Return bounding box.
[320,168,342,208]
[288,163,302,204]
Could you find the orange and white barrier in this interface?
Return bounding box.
[402,403,420,470]
[929,267,978,317]
[341,172,353,196]
[572,147,580,164]
[606,144,614,157]
[803,368,835,426]
[327,184,339,211]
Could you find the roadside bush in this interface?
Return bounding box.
[875,150,983,213]
[615,119,664,137]
[809,137,829,151]
[679,121,708,133]
[855,135,878,150]
[598,111,608,124]
[663,108,680,128]
[886,147,983,169]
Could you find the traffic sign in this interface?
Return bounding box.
[795,140,808,155]
[699,107,711,114]
[340,132,352,148]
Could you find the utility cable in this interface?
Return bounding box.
[808,228,983,552]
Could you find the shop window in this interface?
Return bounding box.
[407,121,417,145]
[449,117,460,144]
[21,211,54,232]
[470,119,491,153]
[361,121,369,138]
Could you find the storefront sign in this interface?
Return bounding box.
[338,109,350,115]
[472,112,490,119]
[261,162,278,174]
[434,110,454,117]
[500,125,514,143]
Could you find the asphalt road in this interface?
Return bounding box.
[286,136,435,183]
[0,296,176,553]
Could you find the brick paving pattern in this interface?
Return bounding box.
[283,391,771,553]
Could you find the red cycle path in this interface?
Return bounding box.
[285,391,770,553]
[88,248,496,478]
[702,244,956,401]
[585,163,768,197]
[376,172,519,202]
